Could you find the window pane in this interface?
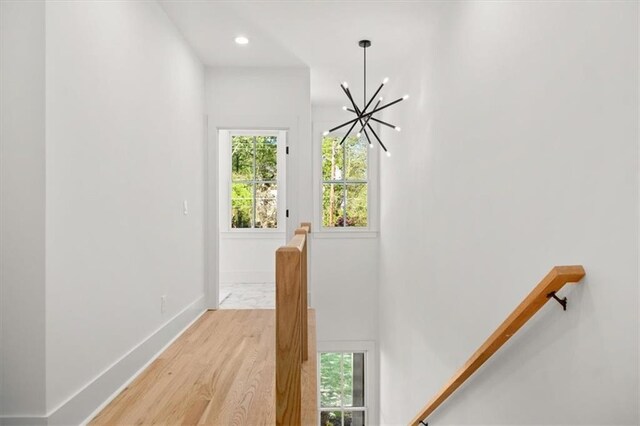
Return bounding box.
[231,136,254,181]
[344,411,365,426]
[351,353,365,407]
[343,353,353,406]
[343,353,365,407]
[320,411,342,426]
[255,182,277,229]
[255,136,277,180]
[345,136,367,180]
[322,184,345,227]
[322,136,344,181]
[320,353,342,407]
[231,183,253,228]
[345,184,367,227]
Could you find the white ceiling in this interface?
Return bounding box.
[159,1,434,105]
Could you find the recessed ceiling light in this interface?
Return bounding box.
[234,36,249,45]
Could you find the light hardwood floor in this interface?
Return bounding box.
[90,309,317,425]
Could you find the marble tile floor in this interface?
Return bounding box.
[219,282,275,309]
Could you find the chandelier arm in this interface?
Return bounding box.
[356,100,381,135]
[361,96,406,118]
[338,119,361,146]
[341,86,373,146]
[330,84,365,133]
[328,116,360,133]
[362,83,385,114]
[369,116,398,130]
[344,84,382,118]
[366,122,388,152]
[343,86,368,116]
[346,107,357,114]
[362,127,373,147]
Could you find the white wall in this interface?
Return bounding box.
[378,2,638,425]
[0,0,47,418]
[205,67,311,302]
[44,0,205,420]
[311,106,379,343]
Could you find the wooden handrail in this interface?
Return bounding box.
[410,265,586,426]
[276,222,312,426]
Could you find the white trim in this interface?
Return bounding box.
[317,340,378,426]
[312,122,379,235]
[220,231,285,240]
[44,297,206,426]
[312,231,378,239]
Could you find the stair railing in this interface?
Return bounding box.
[410,265,586,426]
[275,222,311,426]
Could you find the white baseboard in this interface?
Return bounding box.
[45,296,206,426]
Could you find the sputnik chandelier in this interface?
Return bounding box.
[323,40,408,157]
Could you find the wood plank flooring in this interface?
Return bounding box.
[90,309,317,425]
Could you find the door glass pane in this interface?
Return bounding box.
[320,411,342,426]
[345,136,367,180]
[231,183,253,228]
[255,182,277,229]
[231,136,254,181]
[344,411,365,426]
[255,136,277,180]
[322,183,345,227]
[322,136,345,181]
[320,353,342,407]
[345,184,367,227]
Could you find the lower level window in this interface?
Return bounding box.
[319,352,366,426]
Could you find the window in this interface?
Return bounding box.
[219,130,286,232]
[319,352,367,426]
[231,134,278,228]
[322,135,368,228]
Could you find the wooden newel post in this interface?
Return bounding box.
[275,246,302,426]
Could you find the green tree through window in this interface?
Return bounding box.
[231,135,278,228]
[319,352,366,426]
[322,135,368,228]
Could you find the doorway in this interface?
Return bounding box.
[216,129,287,309]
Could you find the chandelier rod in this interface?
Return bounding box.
[364,42,367,106]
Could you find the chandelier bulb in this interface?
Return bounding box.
[323,131,329,136]
[395,127,401,132]
[403,94,410,100]
[342,106,348,111]
[386,151,391,157]
[356,132,361,138]
[342,81,349,89]
[383,77,389,84]
[369,143,374,149]
[379,97,384,102]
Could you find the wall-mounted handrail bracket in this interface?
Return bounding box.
[546,291,567,311]
[408,265,585,426]
[419,421,428,426]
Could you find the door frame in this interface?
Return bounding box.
[206,114,299,310]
